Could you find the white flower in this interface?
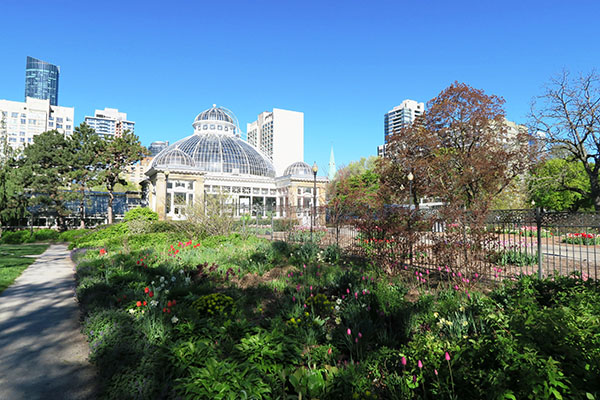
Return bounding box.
[179,269,184,275]
[433,312,439,318]
[150,300,158,307]
[128,309,135,314]
[335,316,341,325]
[185,277,191,285]
[171,276,176,282]
[160,276,165,283]
[335,305,340,311]
[151,281,155,285]
[165,289,170,294]
[336,298,342,305]
[462,320,468,327]
[171,316,179,324]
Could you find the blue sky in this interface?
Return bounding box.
[1,0,598,174]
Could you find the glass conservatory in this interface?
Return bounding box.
[144,105,328,221]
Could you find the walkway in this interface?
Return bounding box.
[0,244,97,400]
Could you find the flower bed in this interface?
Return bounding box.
[562,232,600,245]
[73,228,600,399]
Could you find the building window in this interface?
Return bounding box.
[49,122,53,127]
[21,119,26,124]
[11,112,18,118]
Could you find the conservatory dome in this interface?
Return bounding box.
[284,161,313,176]
[151,105,276,177]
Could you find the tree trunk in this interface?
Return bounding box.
[107,188,114,225]
[79,187,86,229]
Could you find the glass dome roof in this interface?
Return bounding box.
[284,161,313,176]
[194,105,236,124]
[151,133,276,177]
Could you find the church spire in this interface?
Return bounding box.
[328,146,336,180]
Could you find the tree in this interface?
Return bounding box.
[21,130,72,228]
[0,117,29,232]
[386,81,532,211]
[381,82,533,277]
[530,70,600,211]
[97,131,148,224]
[67,123,103,228]
[529,158,592,211]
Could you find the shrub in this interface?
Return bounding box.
[58,229,90,242]
[32,228,60,242]
[322,244,342,264]
[123,207,159,222]
[273,218,298,232]
[193,293,235,318]
[0,230,33,244]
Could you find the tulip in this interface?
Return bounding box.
[401,356,407,366]
[347,328,351,335]
[445,352,451,361]
[418,360,423,369]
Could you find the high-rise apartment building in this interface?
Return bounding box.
[148,141,169,156]
[378,99,424,157]
[25,56,60,106]
[0,97,74,149]
[85,108,135,139]
[246,108,304,176]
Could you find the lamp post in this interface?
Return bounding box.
[311,162,318,242]
[407,171,414,267]
[164,169,170,219]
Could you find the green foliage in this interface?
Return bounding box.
[492,249,539,266]
[175,358,271,399]
[0,229,67,244]
[72,231,600,400]
[193,293,235,318]
[272,217,298,232]
[96,130,149,224]
[529,158,592,211]
[21,130,72,225]
[124,207,159,222]
[291,241,321,266]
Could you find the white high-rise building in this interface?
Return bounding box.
[378,99,424,157]
[0,97,74,150]
[246,108,304,176]
[85,108,135,139]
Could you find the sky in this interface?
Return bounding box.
[1,0,599,174]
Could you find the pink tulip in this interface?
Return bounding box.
[418,360,423,369]
[445,352,451,361]
[347,328,351,335]
[401,356,407,366]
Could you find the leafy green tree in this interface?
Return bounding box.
[67,123,104,228]
[529,158,592,211]
[530,71,600,211]
[21,130,72,228]
[0,117,29,232]
[97,131,148,224]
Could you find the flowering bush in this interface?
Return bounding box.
[193,293,235,318]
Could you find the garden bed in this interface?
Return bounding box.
[72,229,600,399]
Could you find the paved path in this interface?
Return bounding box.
[0,244,97,400]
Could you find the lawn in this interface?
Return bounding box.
[70,225,600,400]
[0,244,49,294]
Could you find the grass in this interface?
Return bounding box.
[0,244,49,294]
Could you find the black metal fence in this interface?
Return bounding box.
[265,207,600,281]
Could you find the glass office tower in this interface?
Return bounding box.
[25,56,59,106]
